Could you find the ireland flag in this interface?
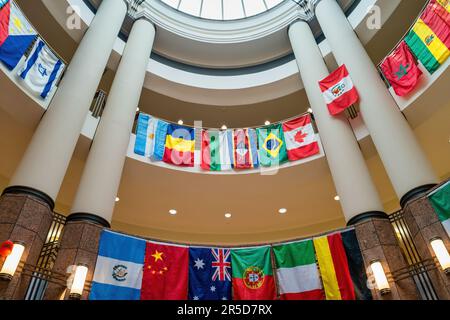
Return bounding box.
[428,181,450,237]
[230,247,276,300]
[256,123,288,167]
[272,240,324,300]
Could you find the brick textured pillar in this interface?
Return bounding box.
[355,218,421,300]
[402,182,450,299]
[43,220,104,300]
[0,192,53,299]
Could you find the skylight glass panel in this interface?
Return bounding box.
[201,0,223,20]
[243,0,267,17]
[223,0,245,20]
[178,0,202,16]
[264,0,284,9]
[162,0,180,9]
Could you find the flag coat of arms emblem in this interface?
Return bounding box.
[18,37,65,99]
[89,230,146,300]
[188,247,232,300]
[0,1,36,70]
[380,41,423,96]
[163,124,195,167]
[282,115,319,161]
[319,65,359,116]
[256,123,288,167]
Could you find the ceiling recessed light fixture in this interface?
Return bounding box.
[225,213,232,218]
[307,108,313,113]
[221,125,227,130]
[136,107,140,112]
[278,208,287,214]
[115,197,120,202]
[264,120,271,126]
[334,196,340,201]
[178,120,184,125]
[169,209,177,215]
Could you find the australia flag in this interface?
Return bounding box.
[189,247,232,301]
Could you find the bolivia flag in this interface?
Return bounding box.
[140,242,189,300]
[272,240,324,300]
[231,128,259,170]
[428,181,450,237]
[405,2,450,74]
[163,124,195,167]
[431,0,449,26]
[256,123,288,167]
[0,1,36,70]
[313,230,372,300]
[282,114,319,161]
[201,130,233,171]
[230,247,276,300]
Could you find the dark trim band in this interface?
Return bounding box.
[1,186,55,210]
[400,184,437,208]
[67,213,111,228]
[347,211,389,226]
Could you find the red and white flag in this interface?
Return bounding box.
[282,114,319,161]
[319,65,359,116]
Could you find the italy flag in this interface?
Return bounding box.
[0,0,36,70]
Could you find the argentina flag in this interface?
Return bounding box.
[134,113,169,161]
[89,230,146,300]
[189,247,232,301]
[18,37,64,99]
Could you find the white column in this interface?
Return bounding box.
[289,21,384,223]
[9,0,128,200]
[315,0,438,203]
[70,19,156,224]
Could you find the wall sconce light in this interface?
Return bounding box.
[430,237,450,274]
[370,260,391,295]
[69,264,88,300]
[0,241,25,281]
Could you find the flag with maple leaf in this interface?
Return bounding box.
[140,242,189,300]
[282,114,319,161]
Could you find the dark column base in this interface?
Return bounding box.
[43,219,105,300]
[354,218,421,300]
[66,212,111,228]
[347,211,389,226]
[0,189,53,300]
[400,184,437,209]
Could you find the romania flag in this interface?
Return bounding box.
[163,124,195,167]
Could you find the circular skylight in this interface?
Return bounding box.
[161,0,285,21]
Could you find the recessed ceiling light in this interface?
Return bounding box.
[225,213,232,218]
[178,120,184,125]
[307,108,313,113]
[334,196,340,201]
[169,209,177,215]
[278,208,287,214]
[136,107,140,112]
[221,125,227,130]
[264,120,271,126]
[115,197,120,202]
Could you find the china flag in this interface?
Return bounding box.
[141,242,189,300]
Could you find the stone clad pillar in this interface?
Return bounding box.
[315,0,438,207]
[44,18,156,300]
[0,0,127,300]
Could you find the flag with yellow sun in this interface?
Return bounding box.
[141,242,189,300]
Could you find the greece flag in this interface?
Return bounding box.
[89,230,146,300]
[18,37,64,99]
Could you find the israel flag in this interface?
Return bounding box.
[89,230,146,300]
[17,37,65,99]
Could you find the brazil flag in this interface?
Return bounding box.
[256,123,288,167]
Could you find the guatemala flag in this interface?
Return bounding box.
[189,247,232,301]
[0,0,36,70]
[18,37,65,99]
[89,230,146,300]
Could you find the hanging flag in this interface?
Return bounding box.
[134,113,158,158]
[163,124,195,167]
[428,181,450,237]
[256,123,288,167]
[430,0,450,25]
[319,65,359,116]
[230,247,276,300]
[141,242,189,300]
[405,3,450,74]
[0,1,36,70]
[201,130,233,171]
[282,115,319,161]
[380,41,423,96]
[231,128,259,170]
[189,247,232,301]
[89,230,146,300]
[272,240,324,300]
[17,37,64,99]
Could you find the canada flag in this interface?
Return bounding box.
[282,114,319,161]
[319,65,359,116]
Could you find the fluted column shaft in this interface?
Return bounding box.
[289,20,385,223]
[70,18,156,224]
[315,0,438,205]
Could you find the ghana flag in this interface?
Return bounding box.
[230,247,276,300]
[405,0,450,74]
[428,181,450,237]
[256,123,288,167]
[313,230,372,300]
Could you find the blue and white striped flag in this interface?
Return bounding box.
[134,113,169,161]
[17,37,64,99]
[89,230,146,300]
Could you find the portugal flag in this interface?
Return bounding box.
[141,242,189,300]
[319,65,359,116]
[380,41,423,96]
[282,115,319,161]
[230,247,276,300]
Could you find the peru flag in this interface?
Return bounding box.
[282,114,319,161]
[319,65,359,116]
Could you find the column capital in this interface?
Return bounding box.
[125,0,153,24]
[292,0,323,22]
